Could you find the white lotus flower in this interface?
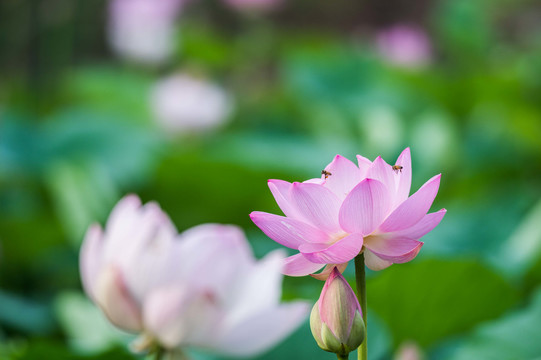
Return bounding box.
[108,0,183,65]
[80,195,308,357]
[150,73,233,134]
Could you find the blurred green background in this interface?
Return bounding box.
[1,0,541,359]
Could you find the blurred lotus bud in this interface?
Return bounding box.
[376,25,432,68]
[310,267,365,357]
[150,73,233,135]
[223,0,283,12]
[80,195,308,356]
[394,341,424,360]
[108,0,183,65]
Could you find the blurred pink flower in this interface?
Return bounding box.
[108,0,183,64]
[80,195,308,356]
[250,148,445,276]
[223,0,283,11]
[150,73,233,134]
[376,25,432,68]
[310,267,364,356]
[394,341,424,360]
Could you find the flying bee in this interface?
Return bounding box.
[392,165,403,173]
[321,170,332,179]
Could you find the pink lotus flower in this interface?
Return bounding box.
[310,267,365,356]
[250,148,446,276]
[376,25,432,68]
[150,73,233,135]
[108,0,183,65]
[80,195,308,356]
[394,341,424,360]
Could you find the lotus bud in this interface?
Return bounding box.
[310,267,365,357]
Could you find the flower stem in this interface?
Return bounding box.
[154,346,165,360]
[354,253,367,360]
[337,354,349,360]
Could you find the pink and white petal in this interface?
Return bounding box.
[104,194,141,234]
[110,202,174,270]
[180,224,253,266]
[213,302,309,357]
[283,253,325,276]
[80,224,104,301]
[268,180,304,220]
[322,155,362,200]
[142,238,189,287]
[364,249,393,271]
[173,224,254,294]
[105,198,177,274]
[290,182,342,234]
[123,225,180,303]
[339,179,392,235]
[224,250,285,324]
[304,178,325,185]
[143,287,186,348]
[390,209,446,240]
[311,262,348,281]
[299,233,363,264]
[250,212,329,249]
[364,236,423,263]
[94,265,143,333]
[373,244,422,264]
[356,155,372,178]
[129,202,173,246]
[379,174,441,233]
[366,156,396,196]
[145,224,253,306]
[394,147,412,205]
[144,287,221,349]
[102,195,142,256]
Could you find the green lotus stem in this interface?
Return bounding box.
[154,346,165,360]
[162,348,190,360]
[337,354,349,360]
[354,253,367,360]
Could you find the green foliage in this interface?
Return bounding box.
[0,291,54,335]
[61,67,154,123]
[441,287,541,360]
[55,292,131,355]
[8,340,133,360]
[367,259,520,348]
